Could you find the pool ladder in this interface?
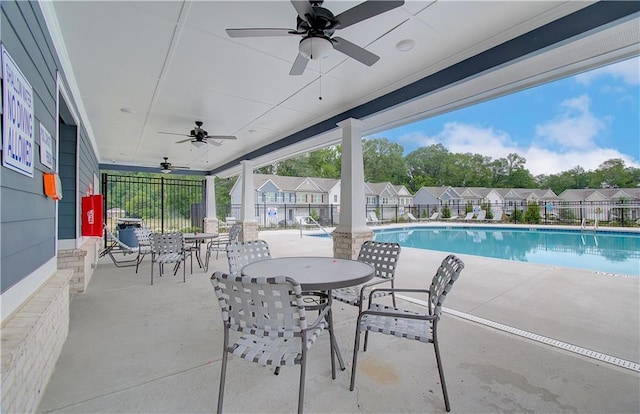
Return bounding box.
[580,218,599,246]
[297,215,332,238]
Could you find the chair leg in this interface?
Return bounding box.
[204,249,210,273]
[297,347,307,414]
[361,303,371,352]
[433,326,451,412]
[217,335,229,414]
[150,261,154,285]
[183,258,186,283]
[350,322,362,391]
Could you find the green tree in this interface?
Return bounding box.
[362,138,407,184]
[405,144,451,186]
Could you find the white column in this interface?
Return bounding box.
[335,118,368,233]
[205,175,217,218]
[240,160,257,223]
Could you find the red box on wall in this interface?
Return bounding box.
[82,195,104,237]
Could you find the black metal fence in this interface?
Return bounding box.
[222,200,640,228]
[102,173,206,234]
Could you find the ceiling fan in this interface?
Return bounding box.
[159,157,190,174]
[226,0,405,75]
[158,121,237,147]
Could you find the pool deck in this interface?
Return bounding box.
[38,225,640,413]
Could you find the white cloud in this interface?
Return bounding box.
[534,94,606,150]
[575,56,640,86]
[397,121,639,176]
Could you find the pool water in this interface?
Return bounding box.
[370,227,640,276]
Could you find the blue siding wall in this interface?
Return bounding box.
[1,1,99,293]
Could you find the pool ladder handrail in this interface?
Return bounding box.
[297,215,332,238]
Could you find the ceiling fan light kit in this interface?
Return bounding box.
[299,36,332,59]
[191,140,207,148]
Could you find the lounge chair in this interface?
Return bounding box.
[101,226,149,270]
[474,210,487,221]
[461,212,474,221]
[406,212,420,222]
[445,214,459,221]
[367,211,390,225]
[427,211,440,221]
[489,211,503,222]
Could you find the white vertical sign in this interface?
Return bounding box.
[2,45,35,177]
[39,123,54,169]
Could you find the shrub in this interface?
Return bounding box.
[441,204,451,219]
[523,203,541,224]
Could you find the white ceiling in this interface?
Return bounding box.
[42,1,639,177]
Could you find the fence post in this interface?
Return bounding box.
[161,177,165,233]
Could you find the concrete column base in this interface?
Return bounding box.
[332,229,374,260]
[239,221,259,242]
[203,217,219,234]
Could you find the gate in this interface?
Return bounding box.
[102,173,206,233]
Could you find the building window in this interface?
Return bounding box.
[312,194,321,203]
[382,197,389,204]
[333,194,338,203]
[264,192,275,203]
[366,196,376,204]
[297,193,306,203]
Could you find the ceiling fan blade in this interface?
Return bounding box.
[334,1,405,29]
[226,28,296,38]
[332,37,380,66]
[175,137,194,144]
[290,0,314,21]
[205,135,237,140]
[158,131,190,137]
[206,140,223,147]
[289,53,308,75]
[171,165,191,170]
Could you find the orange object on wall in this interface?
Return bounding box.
[43,173,63,200]
[82,195,104,237]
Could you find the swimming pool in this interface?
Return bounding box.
[366,227,640,276]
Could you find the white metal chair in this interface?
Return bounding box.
[211,272,331,414]
[150,232,186,285]
[133,227,153,273]
[350,254,465,412]
[332,240,401,314]
[225,239,272,276]
[204,223,241,272]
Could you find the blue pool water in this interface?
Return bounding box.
[326,227,640,276]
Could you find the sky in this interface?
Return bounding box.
[376,56,639,176]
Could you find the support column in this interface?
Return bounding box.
[333,118,373,259]
[203,175,219,233]
[239,160,259,241]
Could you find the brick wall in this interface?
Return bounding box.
[57,238,100,294]
[1,269,72,413]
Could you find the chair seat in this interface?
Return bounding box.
[155,253,184,263]
[230,323,326,366]
[359,303,433,343]
[332,285,392,306]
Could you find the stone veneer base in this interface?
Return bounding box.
[239,221,260,242]
[1,269,73,414]
[332,230,374,260]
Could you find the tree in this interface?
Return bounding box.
[590,158,636,188]
[362,138,407,184]
[405,144,450,186]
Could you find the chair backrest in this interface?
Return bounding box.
[151,232,184,255]
[226,239,272,276]
[357,240,401,280]
[476,210,486,220]
[428,255,465,317]
[367,211,379,222]
[228,223,242,242]
[211,271,307,336]
[407,212,417,220]
[134,227,153,246]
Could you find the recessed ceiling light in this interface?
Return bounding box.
[120,107,135,114]
[396,39,415,52]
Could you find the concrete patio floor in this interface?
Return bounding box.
[38,226,639,413]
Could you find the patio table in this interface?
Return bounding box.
[241,256,374,377]
[183,232,218,269]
